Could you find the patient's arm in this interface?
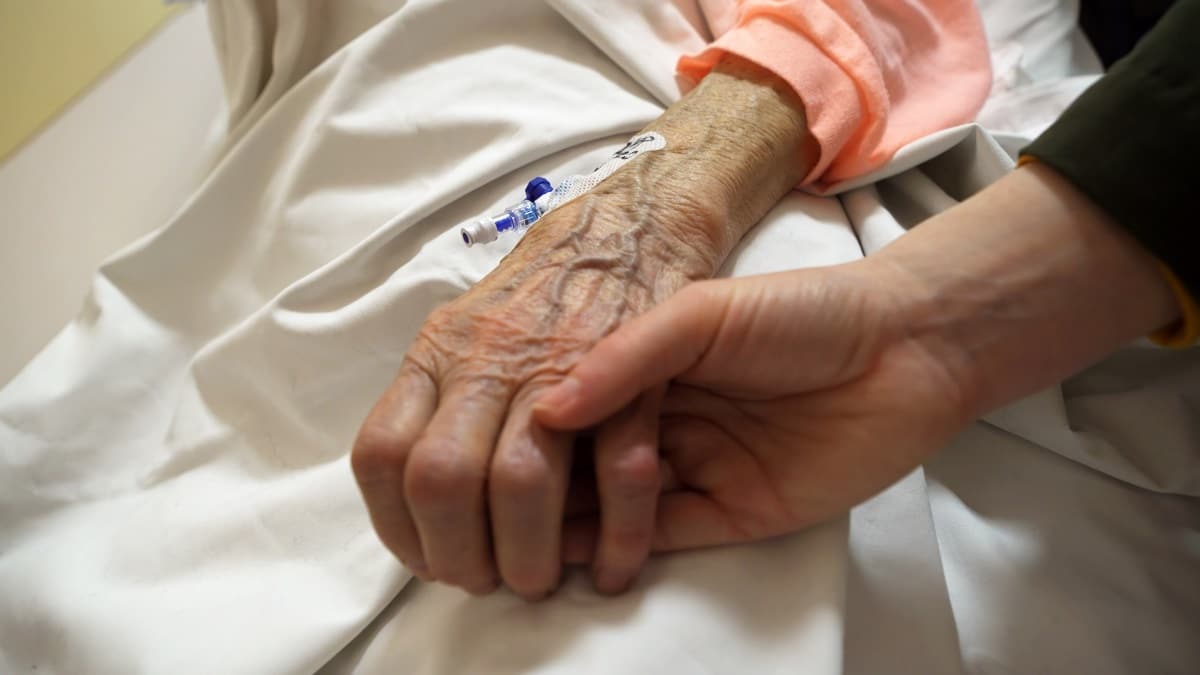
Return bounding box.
[681,0,992,185]
[352,55,817,599]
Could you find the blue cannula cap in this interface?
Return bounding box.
[525,177,554,202]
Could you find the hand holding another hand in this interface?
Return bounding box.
[536,262,973,559]
[539,164,1180,582]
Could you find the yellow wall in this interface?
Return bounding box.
[0,0,180,160]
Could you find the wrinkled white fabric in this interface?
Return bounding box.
[839,127,1200,675]
[1,1,1196,674]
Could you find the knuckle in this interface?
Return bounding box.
[351,425,407,484]
[403,442,483,509]
[601,448,661,499]
[398,354,438,388]
[421,305,457,331]
[453,373,511,400]
[490,453,554,501]
[409,325,455,368]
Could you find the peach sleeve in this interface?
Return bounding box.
[681,0,993,187]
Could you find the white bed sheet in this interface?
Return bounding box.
[1,1,1196,674]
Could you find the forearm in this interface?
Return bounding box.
[635,55,819,264]
[514,55,817,280]
[876,163,1180,418]
[678,0,991,186]
[1022,0,1200,298]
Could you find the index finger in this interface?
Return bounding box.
[351,361,438,577]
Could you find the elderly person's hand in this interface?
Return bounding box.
[536,164,1180,570]
[351,57,818,598]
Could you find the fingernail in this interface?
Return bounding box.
[594,569,632,596]
[536,377,581,414]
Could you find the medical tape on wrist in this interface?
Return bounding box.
[539,131,667,212]
[460,132,667,246]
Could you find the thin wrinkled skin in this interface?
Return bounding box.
[352,175,716,598]
[353,54,819,599]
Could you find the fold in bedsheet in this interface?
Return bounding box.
[1,1,1197,674]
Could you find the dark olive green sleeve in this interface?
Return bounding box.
[1022,0,1200,297]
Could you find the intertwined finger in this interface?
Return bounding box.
[488,391,573,600]
[590,388,664,594]
[651,411,772,552]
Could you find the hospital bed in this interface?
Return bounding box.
[1,2,1196,673]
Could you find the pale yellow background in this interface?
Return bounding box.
[0,0,180,160]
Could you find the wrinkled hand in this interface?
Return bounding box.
[352,182,716,599]
[353,53,820,598]
[535,262,976,555]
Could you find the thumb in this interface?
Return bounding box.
[534,281,729,430]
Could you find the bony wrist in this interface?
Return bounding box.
[635,58,817,263]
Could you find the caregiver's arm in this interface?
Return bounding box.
[535,163,1180,553]
[352,55,818,600]
[1021,0,1200,343]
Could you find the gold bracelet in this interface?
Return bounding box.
[1150,264,1200,348]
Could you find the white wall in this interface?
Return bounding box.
[0,6,224,385]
